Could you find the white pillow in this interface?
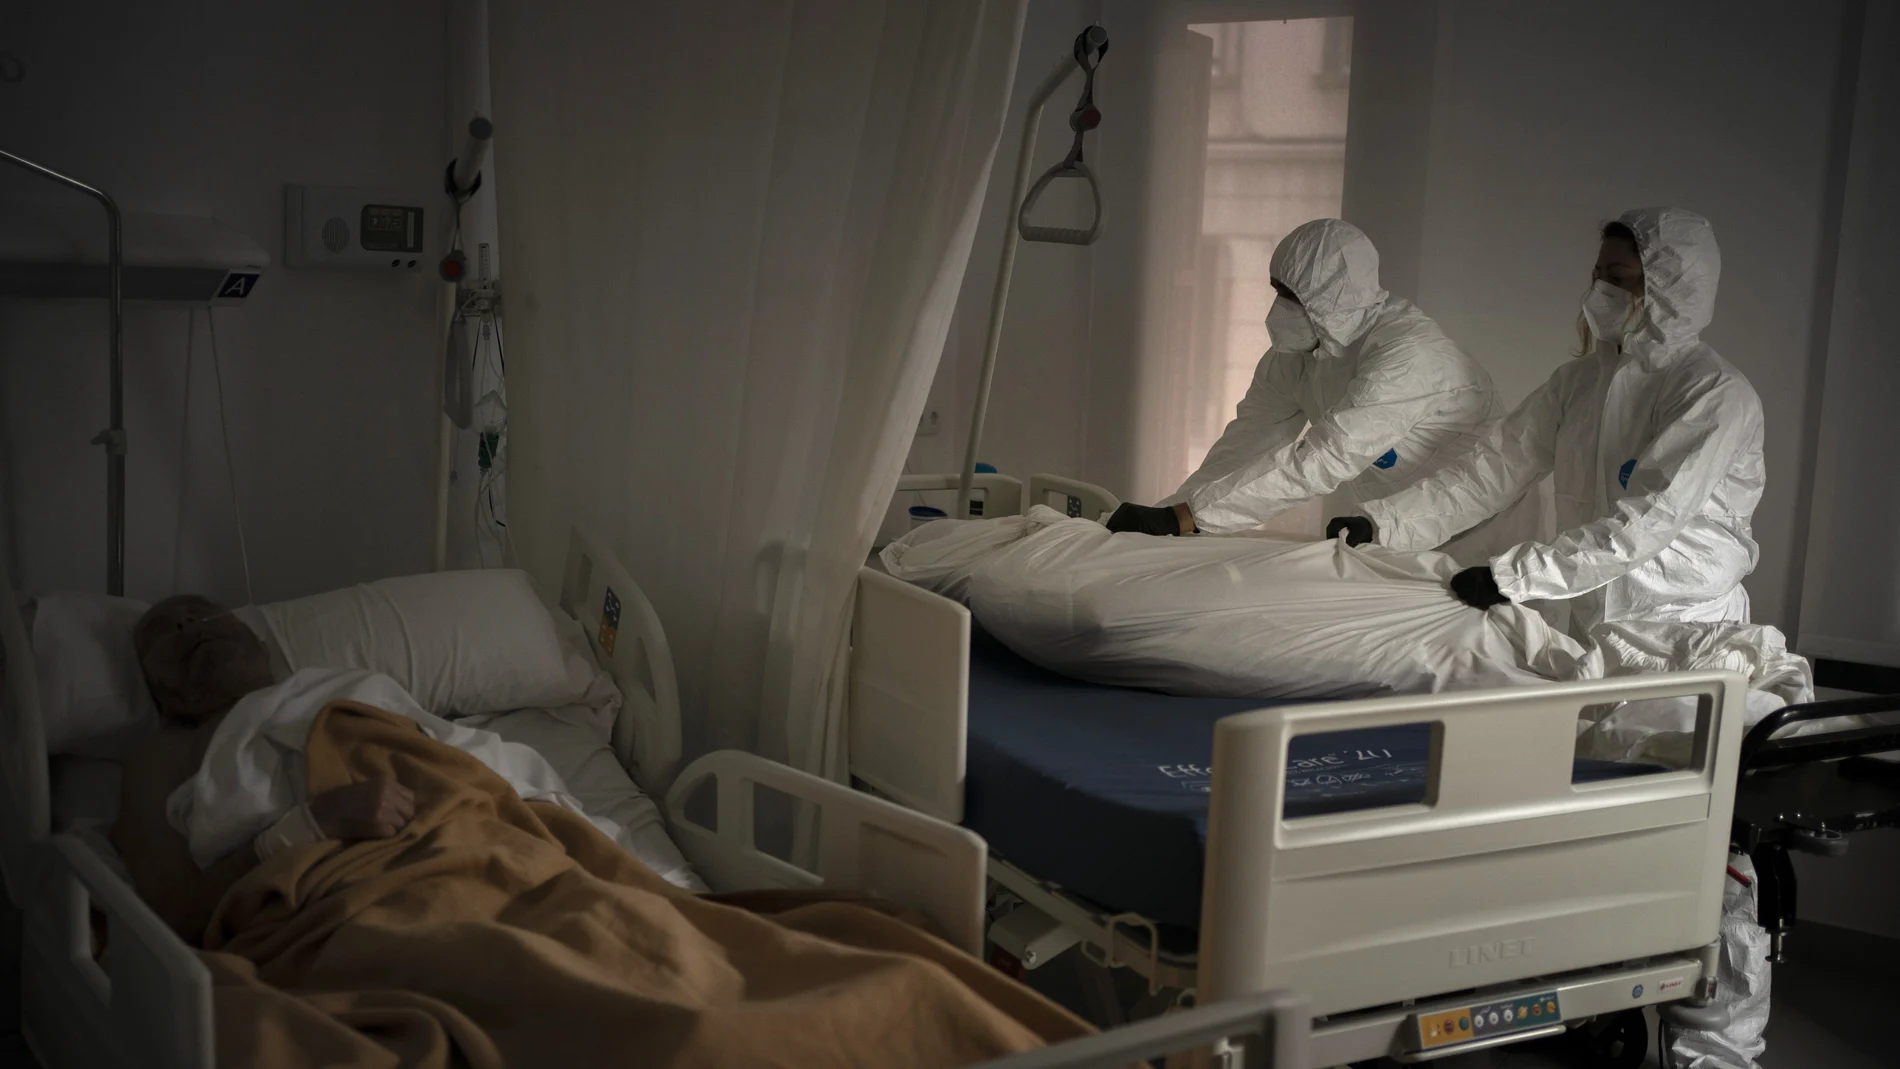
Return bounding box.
[29,593,160,759]
[255,569,584,718]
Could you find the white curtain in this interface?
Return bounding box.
[490,0,1026,779]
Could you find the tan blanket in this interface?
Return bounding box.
[198,702,1089,1068]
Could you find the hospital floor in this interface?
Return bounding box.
[0,912,1891,1066]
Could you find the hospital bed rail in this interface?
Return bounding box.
[664,748,988,955]
[882,469,1115,530]
[1025,472,1120,523]
[897,471,1026,520]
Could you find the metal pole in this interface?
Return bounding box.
[955,56,1078,521]
[0,149,125,595]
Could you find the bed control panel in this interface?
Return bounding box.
[1409,991,1561,1052]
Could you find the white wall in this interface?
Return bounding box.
[0,1,448,605]
[1796,0,1900,669]
[1349,0,1858,633]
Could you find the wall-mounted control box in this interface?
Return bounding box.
[285,185,427,271]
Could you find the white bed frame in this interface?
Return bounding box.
[896,472,1026,520]
[0,528,1003,1069]
[1025,473,1120,522]
[850,562,1748,1065]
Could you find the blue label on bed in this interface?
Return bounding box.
[1153,724,1435,817]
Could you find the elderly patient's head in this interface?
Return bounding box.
[134,595,273,724]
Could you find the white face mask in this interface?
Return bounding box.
[1581,278,1641,343]
[1266,296,1319,353]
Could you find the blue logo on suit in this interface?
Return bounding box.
[1374,449,1399,470]
[1618,459,1637,489]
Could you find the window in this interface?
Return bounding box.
[1175,18,1352,535]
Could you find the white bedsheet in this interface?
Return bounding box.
[464,705,693,886]
[164,667,703,888]
[52,702,701,890]
[883,508,1814,728]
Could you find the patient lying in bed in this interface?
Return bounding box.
[114,595,1087,1068]
[112,594,386,941]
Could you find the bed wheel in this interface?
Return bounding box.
[1657,998,1730,1032]
[1791,827,1849,857]
[1567,1009,1649,1069]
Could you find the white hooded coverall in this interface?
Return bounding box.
[1363,207,1765,637]
[1172,219,1540,564]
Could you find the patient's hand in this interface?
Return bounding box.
[309,778,416,840]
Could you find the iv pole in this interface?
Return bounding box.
[433,114,494,572]
[0,149,125,595]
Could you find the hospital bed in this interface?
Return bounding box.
[854,475,1752,1065]
[0,527,1071,1069]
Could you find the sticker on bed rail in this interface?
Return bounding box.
[598,588,622,656]
[1146,725,1436,815]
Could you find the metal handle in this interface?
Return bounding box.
[1741,691,1900,772]
[1017,160,1102,245]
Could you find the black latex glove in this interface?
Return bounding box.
[1106,503,1183,536]
[1325,515,1374,547]
[1450,566,1511,609]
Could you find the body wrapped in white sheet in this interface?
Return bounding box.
[166,667,703,888]
[886,508,1586,699]
[883,508,1814,738]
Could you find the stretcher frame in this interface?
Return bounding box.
[0,528,993,1069]
[851,542,1747,1065]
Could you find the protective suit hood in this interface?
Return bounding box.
[1619,206,1720,363]
[1270,219,1388,357]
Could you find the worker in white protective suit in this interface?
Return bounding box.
[1337,208,1770,1069]
[1341,208,1765,638]
[1103,218,1541,566]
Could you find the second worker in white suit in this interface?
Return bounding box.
[1105,218,1541,564]
[1346,207,1765,640]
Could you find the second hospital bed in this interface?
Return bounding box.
[3,527,1320,1069]
[857,475,1749,1065]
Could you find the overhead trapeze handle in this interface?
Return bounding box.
[1017,161,1102,245]
[1016,25,1108,246]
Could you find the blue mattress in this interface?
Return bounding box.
[960,626,1657,932]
